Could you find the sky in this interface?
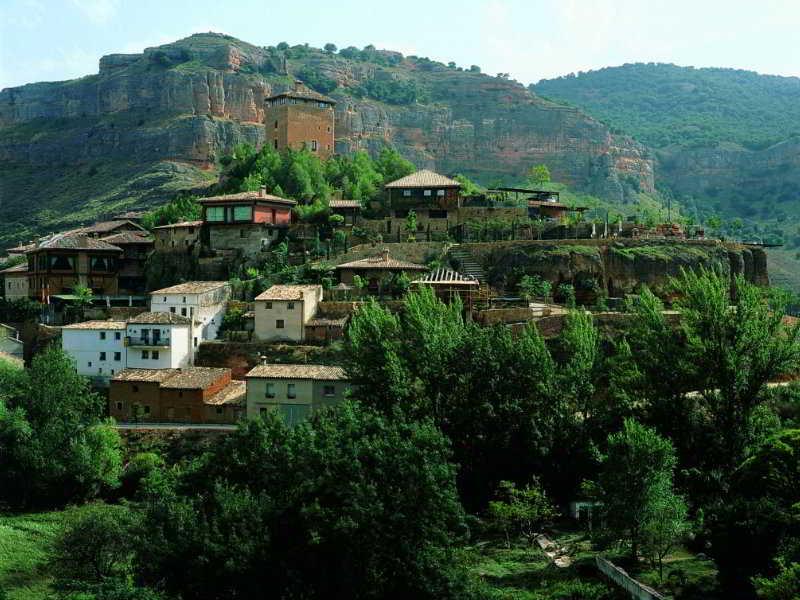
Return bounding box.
[2,0,800,90]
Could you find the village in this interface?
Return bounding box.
[0,80,772,430]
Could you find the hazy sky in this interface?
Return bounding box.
[2,0,800,90]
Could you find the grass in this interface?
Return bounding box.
[634,547,720,600]
[0,511,66,600]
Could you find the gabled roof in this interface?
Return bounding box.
[384,169,461,189]
[100,232,154,245]
[335,254,428,271]
[246,364,348,381]
[150,281,229,295]
[152,220,203,230]
[62,320,128,330]
[265,81,336,105]
[412,267,479,286]
[205,380,246,406]
[81,220,146,234]
[127,312,191,325]
[31,235,122,252]
[255,284,321,302]
[160,367,230,390]
[0,262,28,275]
[112,369,179,383]
[198,191,297,206]
[329,199,362,209]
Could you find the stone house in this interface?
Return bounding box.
[199,189,296,259]
[383,170,462,237]
[99,231,153,295]
[253,284,323,342]
[124,312,193,370]
[152,220,202,253]
[329,199,362,226]
[1,262,29,300]
[61,320,128,384]
[149,281,231,344]
[335,250,428,295]
[245,363,350,425]
[109,367,244,424]
[264,80,336,159]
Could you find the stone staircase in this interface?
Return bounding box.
[448,245,486,283]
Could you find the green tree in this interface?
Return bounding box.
[640,487,689,581]
[527,164,551,187]
[324,42,337,53]
[596,419,680,561]
[518,274,551,301]
[405,209,418,240]
[487,478,558,547]
[453,174,482,196]
[71,284,94,322]
[138,404,473,599]
[754,562,800,600]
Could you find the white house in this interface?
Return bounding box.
[253,284,323,342]
[149,281,230,345]
[124,312,193,370]
[61,320,127,383]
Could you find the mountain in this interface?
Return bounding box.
[0,33,652,250]
[534,64,800,292]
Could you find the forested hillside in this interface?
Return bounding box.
[533,63,800,150]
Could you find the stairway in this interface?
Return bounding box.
[448,245,486,283]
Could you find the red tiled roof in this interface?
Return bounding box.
[198,191,297,206]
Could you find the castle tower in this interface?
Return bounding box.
[264,80,336,159]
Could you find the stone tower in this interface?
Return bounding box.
[264,80,335,159]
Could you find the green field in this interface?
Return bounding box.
[0,511,66,600]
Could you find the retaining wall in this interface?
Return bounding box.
[595,557,665,600]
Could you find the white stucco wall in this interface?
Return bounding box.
[62,328,126,381]
[150,285,230,342]
[124,323,190,369]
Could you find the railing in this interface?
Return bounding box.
[126,336,170,346]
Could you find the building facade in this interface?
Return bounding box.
[253,284,323,342]
[199,189,296,258]
[100,231,153,295]
[61,320,128,383]
[124,312,192,370]
[383,170,462,236]
[264,80,336,159]
[152,221,202,253]
[245,363,350,425]
[109,367,244,424]
[1,263,29,300]
[149,281,231,343]
[335,250,428,294]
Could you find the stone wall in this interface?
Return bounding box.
[595,557,665,600]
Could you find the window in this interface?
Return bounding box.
[276,319,284,329]
[273,139,278,149]
[181,307,187,316]
[88,361,92,367]
[90,256,114,271]
[132,385,139,393]
[99,331,106,340]
[193,337,198,348]
[263,302,272,309]
[144,406,150,415]
[141,350,149,359]
[259,407,267,416]
[274,120,278,129]
[287,302,294,310]
[170,307,176,313]
[152,351,159,360]
[323,384,335,397]
[233,206,253,221]
[311,140,318,152]
[423,189,432,197]
[265,383,276,399]
[116,402,123,410]
[437,189,445,197]
[114,332,121,340]
[182,296,186,303]
[216,407,223,415]
[327,126,331,133]
[114,352,121,361]
[98,367,103,374]
[402,189,412,197]
[163,297,167,302]
[206,206,224,222]
[287,383,296,399]
[99,352,106,360]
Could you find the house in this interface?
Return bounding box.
[245,363,350,425]
[411,267,480,310]
[26,234,123,300]
[199,188,297,258]
[152,220,202,253]
[335,249,428,295]
[124,312,193,370]
[264,80,336,159]
[149,281,231,343]
[525,191,588,221]
[99,231,154,295]
[329,199,361,227]
[109,367,244,424]
[253,284,323,342]
[61,320,128,383]
[384,170,462,236]
[1,262,29,300]
[304,315,348,344]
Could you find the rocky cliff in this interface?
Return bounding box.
[0,33,652,248]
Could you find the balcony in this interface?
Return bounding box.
[126,336,170,347]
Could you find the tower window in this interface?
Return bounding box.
[273,139,278,149]
[274,120,278,129]
[311,140,318,152]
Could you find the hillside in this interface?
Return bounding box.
[0,33,652,250]
[534,63,800,292]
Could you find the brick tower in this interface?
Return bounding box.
[264,80,336,159]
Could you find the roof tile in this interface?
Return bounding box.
[246,364,348,381]
[384,169,461,189]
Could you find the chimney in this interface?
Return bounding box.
[381,248,390,262]
[259,185,267,198]
[294,79,303,91]
[259,353,268,366]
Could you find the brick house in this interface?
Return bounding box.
[245,363,350,425]
[109,367,245,424]
[199,189,297,258]
[264,80,336,159]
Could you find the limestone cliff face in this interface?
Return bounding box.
[463,240,768,298]
[0,33,653,246]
